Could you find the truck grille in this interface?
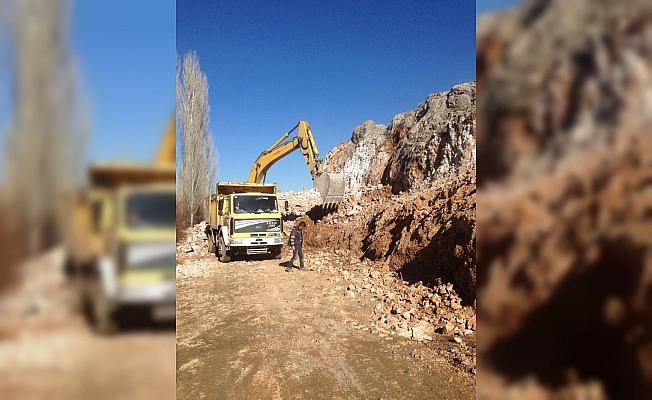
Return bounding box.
[233,219,281,233]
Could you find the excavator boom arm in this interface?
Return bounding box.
[155,117,176,167]
[247,137,300,183]
[247,121,323,183]
[247,120,345,204]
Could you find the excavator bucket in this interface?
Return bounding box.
[314,172,346,206]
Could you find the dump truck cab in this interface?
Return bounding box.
[66,164,176,333]
[207,182,286,262]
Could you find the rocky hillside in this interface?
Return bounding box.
[284,82,478,306]
[326,82,476,194]
[304,167,476,304]
[477,0,652,398]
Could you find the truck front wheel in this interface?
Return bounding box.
[218,236,231,263]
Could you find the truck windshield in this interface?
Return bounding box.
[126,192,176,229]
[233,195,278,214]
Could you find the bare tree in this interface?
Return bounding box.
[177,51,216,228]
[5,0,88,254]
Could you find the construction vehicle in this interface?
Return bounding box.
[207,182,285,262]
[64,118,176,333]
[206,120,345,262]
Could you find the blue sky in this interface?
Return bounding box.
[72,1,175,164]
[177,0,476,192]
[0,2,174,175]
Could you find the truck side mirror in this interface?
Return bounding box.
[284,200,289,212]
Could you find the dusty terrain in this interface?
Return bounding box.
[0,249,175,400]
[176,82,477,398]
[176,226,474,399]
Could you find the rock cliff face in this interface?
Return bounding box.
[326,82,476,194]
[326,121,388,193]
[299,82,478,303]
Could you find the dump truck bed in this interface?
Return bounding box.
[91,163,176,188]
[216,181,276,195]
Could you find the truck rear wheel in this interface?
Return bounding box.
[207,231,216,254]
[218,236,231,263]
[92,289,117,335]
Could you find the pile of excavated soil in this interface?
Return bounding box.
[176,221,211,258]
[306,249,476,373]
[479,129,652,399]
[304,167,476,304]
[278,188,322,215]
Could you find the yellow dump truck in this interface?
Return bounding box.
[65,119,176,333]
[207,182,286,262]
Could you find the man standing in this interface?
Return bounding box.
[287,221,306,270]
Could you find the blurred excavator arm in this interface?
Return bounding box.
[155,116,176,167]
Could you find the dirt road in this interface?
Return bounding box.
[176,248,474,400]
[0,250,176,400]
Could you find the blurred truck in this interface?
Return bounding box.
[64,119,176,333]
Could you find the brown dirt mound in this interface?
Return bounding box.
[478,130,652,398]
[305,167,476,304]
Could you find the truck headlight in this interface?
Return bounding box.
[230,239,243,245]
[274,238,283,244]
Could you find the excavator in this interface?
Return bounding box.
[206,120,345,262]
[247,120,345,204]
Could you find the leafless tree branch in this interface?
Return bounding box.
[176,50,216,228]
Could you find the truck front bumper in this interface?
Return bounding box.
[229,237,284,247]
[228,237,283,256]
